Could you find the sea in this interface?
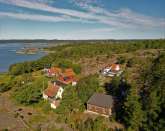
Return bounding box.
[0,42,48,73]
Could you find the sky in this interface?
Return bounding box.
[0,0,165,40]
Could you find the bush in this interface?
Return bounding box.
[9,62,33,75]
[76,117,109,131]
[126,58,134,67]
[55,86,83,114]
[13,77,48,105]
[72,64,81,74]
[0,83,11,92]
[117,56,126,64]
[42,101,51,113]
[77,74,100,104]
[57,59,81,74]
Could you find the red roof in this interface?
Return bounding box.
[65,68,73,72]
[58,75,77,85]
[44,85,60,97]
[110,64,120,71]
[63,68,75,77]
[48,67,62,74]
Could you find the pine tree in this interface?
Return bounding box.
[141,53,165,131]
[123,85,144,131]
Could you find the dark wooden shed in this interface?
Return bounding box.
[87,93,114,116]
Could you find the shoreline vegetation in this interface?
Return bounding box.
[0,39,165,131]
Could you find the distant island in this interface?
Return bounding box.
[16,47,39,55]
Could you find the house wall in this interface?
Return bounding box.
[43,92,48,100]
[55,87,64,99]
[87,104,112,116]
[50,103,56,109]
[72,81,77,86]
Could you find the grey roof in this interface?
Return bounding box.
[87,93,114,108]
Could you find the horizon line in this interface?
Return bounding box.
[0,38,164,41]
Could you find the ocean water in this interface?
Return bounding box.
[0,43,47,73]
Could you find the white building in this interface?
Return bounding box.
[101,64,122,77]
[50,100,60,109]
[43,84,64,100]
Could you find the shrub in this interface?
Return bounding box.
[126,58,134,67]
[77,74,100,104]
[0,83,11,92]
[117,56,126,64]
[13,77,48,105]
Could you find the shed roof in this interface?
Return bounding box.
[87,93,114,108]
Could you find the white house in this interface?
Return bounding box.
[42,84,64,100]
[101,64,122,77]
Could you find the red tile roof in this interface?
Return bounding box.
[44,85,60,97]
[63,68,75,77]
[58,75,77,85]
[48,67,62,74]
[65,68,73,72]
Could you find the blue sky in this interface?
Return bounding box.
[0,0,164,40]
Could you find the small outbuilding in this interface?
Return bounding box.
[101,64,122,77]
[87,93,114,116]
[50,100,60,109]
